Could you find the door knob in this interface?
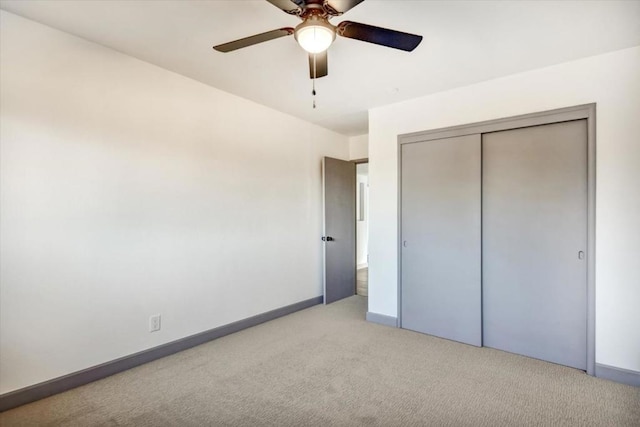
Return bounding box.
[322,236,334,242]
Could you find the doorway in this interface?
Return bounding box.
[356,162,369,296]
[321,157,369,304]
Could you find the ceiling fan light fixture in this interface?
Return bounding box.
[295,17,336,54]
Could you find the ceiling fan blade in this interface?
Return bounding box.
[265,0,302,15]
[309,51,328,79]
[325,0,365,14]
[337,21,423,52]
[213,28,295,52]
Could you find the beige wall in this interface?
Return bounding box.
[349,134,369,160]
[0,11,349,393]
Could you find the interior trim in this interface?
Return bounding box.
[0,296,323,412]
[366,311,398,327]
[596,364,640,388]
[399,104,594,145]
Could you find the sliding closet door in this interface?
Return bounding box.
[482,120,588,370]
[401,135,481,346]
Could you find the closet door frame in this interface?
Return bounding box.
[397,103,596,376]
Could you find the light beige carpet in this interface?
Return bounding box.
[1,296,639,426]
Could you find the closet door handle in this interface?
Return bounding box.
[578,251,585,260]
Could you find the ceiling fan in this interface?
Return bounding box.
[212,0,423,80]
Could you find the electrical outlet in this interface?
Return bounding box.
[149,314,161,332]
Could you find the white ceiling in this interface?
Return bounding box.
[1,1,639,136]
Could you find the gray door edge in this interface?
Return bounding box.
[396,103,596,376]
[321,157,327,305]
[397,146,403,328]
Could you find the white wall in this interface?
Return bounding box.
[0,11,349,394]
[356,164,369,268]
[368,46,640,372]
[349,134,369,160]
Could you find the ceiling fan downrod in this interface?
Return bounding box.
[312,53,317,109]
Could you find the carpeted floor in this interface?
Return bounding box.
[1,296,639,426]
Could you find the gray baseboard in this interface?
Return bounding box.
[366,311,398,328]
[596,363,640,387]
[0,296,323,412]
